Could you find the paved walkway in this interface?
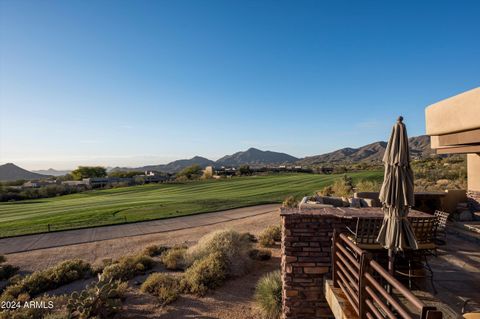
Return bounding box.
[0,204,279,254]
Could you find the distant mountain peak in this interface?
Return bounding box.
[215,148,298,167]
[0,163,51,181]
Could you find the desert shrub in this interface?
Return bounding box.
[102,254,154,281]
[161,246,187,270]
[185,229,252,276]
[355,179,381,192]
[0,295,68,319]
[176,164,202,180]
[258,225,281,247]
[249,248,272,261]
[142,245,169,257]
[0,255,19,281]
[140,273,180,305]
[181,252,227,296]
[91,258,115,274]
[6,274,23,286]
[282,196,298,208]
[1,259,92,302]
[331,175,354,197]
[0,264,19,281]
[255,270,282,319]
[240,232,257,243]
[66,274,127,319]
[318,185,334,196]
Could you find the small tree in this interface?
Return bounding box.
[176,164,202,180]
[71,166,107,180]
[238,165,252,176]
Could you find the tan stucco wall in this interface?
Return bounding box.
[468,153,480,192]
[425,87,480,136]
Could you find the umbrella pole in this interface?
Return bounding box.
[388,248,395,295]
[388,248,395,274]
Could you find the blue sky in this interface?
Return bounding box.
[1,1,479,170]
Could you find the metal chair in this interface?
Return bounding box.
[434,210,451,245]
[402,217,437,293]
[346,217,384,250]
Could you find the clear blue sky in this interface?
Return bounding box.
[1,1,479,170]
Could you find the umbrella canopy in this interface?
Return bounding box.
[376,116,418,251]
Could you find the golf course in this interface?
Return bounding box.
[0,172,382,237]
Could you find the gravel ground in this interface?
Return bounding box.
[4,207,282,318]
[5,205,280,273]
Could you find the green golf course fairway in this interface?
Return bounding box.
[0,172,382,237]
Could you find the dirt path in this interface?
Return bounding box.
[0,204,279,255]
[5,206,281,273]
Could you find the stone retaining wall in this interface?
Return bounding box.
[281,208,352,319]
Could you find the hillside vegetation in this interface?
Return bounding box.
[0,172,382,237]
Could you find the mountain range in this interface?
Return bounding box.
[298,135,432,165]
[1,135,432,181]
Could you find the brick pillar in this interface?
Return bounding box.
[281,209,350,319]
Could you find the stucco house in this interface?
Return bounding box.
[425,87,480,212]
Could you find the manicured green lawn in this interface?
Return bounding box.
[0,172,382,237]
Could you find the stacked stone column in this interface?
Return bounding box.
[281,209,350,319]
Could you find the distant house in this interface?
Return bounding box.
[134,172,170,184]
[22,180,55,188]
[62,180,89,187]
[82,177,134,188]
[203,166,214,176]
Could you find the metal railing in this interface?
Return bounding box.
[332,231,443,319]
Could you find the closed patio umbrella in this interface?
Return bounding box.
[376,116,418,274]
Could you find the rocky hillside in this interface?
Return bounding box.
[298,135,433,165]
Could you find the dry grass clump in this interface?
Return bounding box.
[258,225,281,247]
[0,255,18,281]
[249,248,272,261]
[185,229,252,276]
[355,179,381,192]
[331,175,354,197]
[240,232,257,243]
[0,259,92,302]
[282,196,298,208]
[181,252,227,296]
[102,254,154,281]
[161,246,187,270]
[140,273,181,305]
[255,270,282,319]
[142,244,169,257]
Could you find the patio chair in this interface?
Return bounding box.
[434,210,451,245]
[346,217,384,250]
[398,216,437,293]
[411,216,437,254]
